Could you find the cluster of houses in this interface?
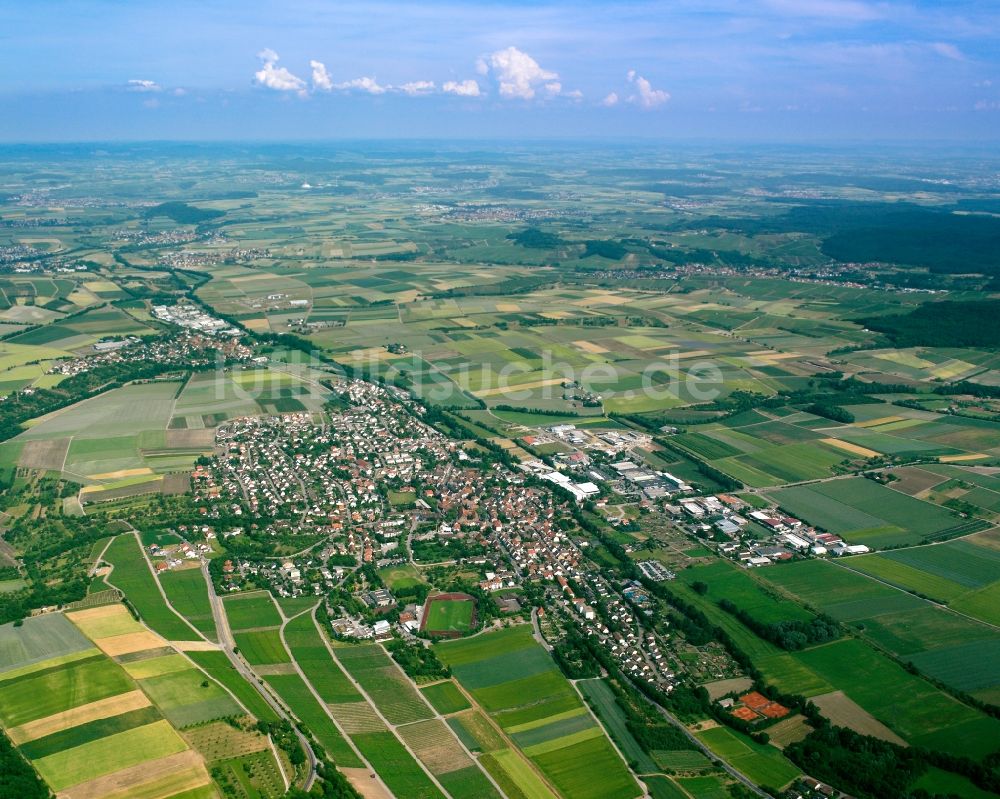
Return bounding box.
[49,331,252,377]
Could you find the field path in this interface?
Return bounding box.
[831,556,1000,633]
[271,609,397,799]
[316,627,459,799]
[202,562,317,791]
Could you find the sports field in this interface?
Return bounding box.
[422,594,476,635]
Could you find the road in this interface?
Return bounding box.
[202,562,319,791]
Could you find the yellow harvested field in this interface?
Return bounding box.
[939,453,989,462]
[821,438,881,458]
[573,340,608,354]
[8,690,152,744]
[171,640,221,652]
[89,467,155,480]
[242,317,271,332]
[855,416,905,428]
[671,349,713,360]
[539,311,571,319]
[61,750,210,799]
[474,377,566,397]
[93,631,166,657]
[812,691,907,746]
[496,302,521,312]
[342,768,393,799]
[67,605,145,639]
[450,317,478,328]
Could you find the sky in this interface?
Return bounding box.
[1,0,998,142]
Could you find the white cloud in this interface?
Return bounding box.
[254,49,307,95]
[311,60,333,91]
[443,79,481,97]
[930,42,965,61]
[626,71,670,109]
[335,76,388,94]
[484,46,559,100]
[128,79,160,92]
[398,80,436,96]
[601,92,619,107]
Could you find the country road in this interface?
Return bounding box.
[202,561,319,791]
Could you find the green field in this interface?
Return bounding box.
[577,678,657,774]
[138,667,242,727]
[424,597,476,633]
[233,629,291,665]
[438,625,640,799]
[695,726,800,789]
[0,654,133,727]
[185,651,280,723]
[159,568,217,640]
[223,591,283,631]
[264,673,362,767]
[768,478,974,547]
[103,534,196,640]
[32,719,188,791]
[421,680,472,715]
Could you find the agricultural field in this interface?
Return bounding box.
[694,726,800,790]
[437,625,641,799]
[102,533,198,641]
[767,477,980,548]
[421,680,472,715]
[0,613,217,799]
[159,567,217,641]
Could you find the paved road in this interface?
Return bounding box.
[202,562,318,791]
[636,691,771,798]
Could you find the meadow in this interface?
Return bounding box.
[102,534,197,641]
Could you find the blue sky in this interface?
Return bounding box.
[1,0,998,141]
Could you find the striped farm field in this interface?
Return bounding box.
[334,644,433,725]
[0,615,214,799]
[438,625,641,799]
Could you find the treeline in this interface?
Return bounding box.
[718,599,840,651]
[859,299,1000,348]
[0,731,51,799]
[385,639,450,681]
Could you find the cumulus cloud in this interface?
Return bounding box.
[601,92,619,107]
[483,46,561,100]
[626,70,670,109]
[254,49,307,95]
[398,80,436,96]
[335,76,388,94]
[127,79,160,92]
[310,60,333,91]
[443,79,481,97]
